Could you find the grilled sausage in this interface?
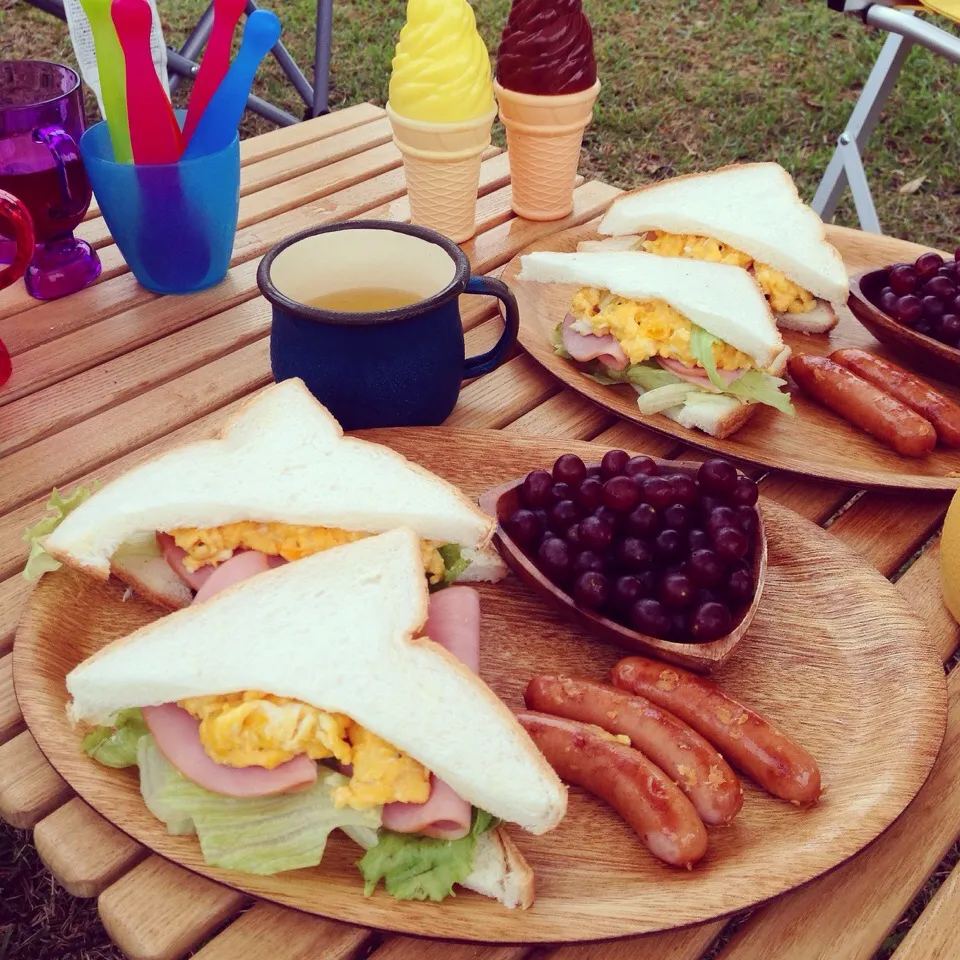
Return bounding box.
[830,348,960,448]
[611,657,822,806]
[517,710,708,867]
[787,354,936,458]
[524,675,743,825]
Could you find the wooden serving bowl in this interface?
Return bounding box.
[478,461,767,674]
[848,269,960,382]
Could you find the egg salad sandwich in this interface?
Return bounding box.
[580,162,849,334]
[24,378,506,607]
[68,527,565,907]
[518,249,794,439]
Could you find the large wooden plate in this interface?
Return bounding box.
[13,429,947,942]
[502,223,960,490]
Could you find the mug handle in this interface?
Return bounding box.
[461,276,520,379]
[0,188,36,292]
[33,125,87,221]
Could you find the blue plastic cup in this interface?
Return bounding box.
[79,119,239,294]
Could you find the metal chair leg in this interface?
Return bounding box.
[169,3,215,93]
[312,0,334,117]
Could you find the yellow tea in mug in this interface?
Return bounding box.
[305,287,423,312]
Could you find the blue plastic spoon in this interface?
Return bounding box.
[181,10,281,159]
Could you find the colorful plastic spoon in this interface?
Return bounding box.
[181,0,246,143]
[78,0,133,163]
[181,9,282,159]
[111,0,182,163]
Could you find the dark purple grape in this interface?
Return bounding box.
[889,264,918,295]
[617,537,653,572]
[630,598,671,638]
[575,477,605,512]
[663,503,691,532]
[593,505,621,530]
[603,475,641,513]
[573,571,610,611]
[538,537,571,580]
[585,466,603,480]
[659,571,694,609]
[504,509,541,549]
[951,294,960,315]
[695,587,719,606]
[533,508,549,532]
[654,528,683,560]
[688,548,725,587]
[727,566,755,603]
[955,246,960,262]
[700,496,723,519]
[895,295,923,327]
[600,449,629,479]
[626,503,659,537]
[549,499,580,531]
[573,549,606,575]
[668,612,691,642]
[879,289,899,315]
[698,459,738,498]
[915,252,944,280]
[522,469,554,508]
[690,602,732,642]
[713,525,748,561]
[939,314,960,342]
[624,455,657,478]
[579,515,614,551]
[635,570,656,597]
[940,262,959,281]
[666,474,698,507]
[553,453,587,487]
[688,528,710,552]
[924,275,957,300]
[730,476,759,507]
[921,295,944,321]
[916,318,933,336]
[551,482,574,503]
[641,476,675,510]
[613,574,646,611]
[736,506,758,538]
[566,523,582,549]
[707,505,740,534]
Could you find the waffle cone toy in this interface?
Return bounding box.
[495,80,600,222]
[387,104,496,243]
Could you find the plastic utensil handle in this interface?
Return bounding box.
[78,0,133,163]
[182,10,281,159]
[0,189,35,292]
[182,0,246,142]
[461,276,520,378]
[32,125,89,221]
[112,0,182,163]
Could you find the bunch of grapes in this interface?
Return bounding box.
[504,452,760,644]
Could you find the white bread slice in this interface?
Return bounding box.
[66,527,567,835]
[596,163,849,304]
[519,250,783,369]
[43,379,500,582]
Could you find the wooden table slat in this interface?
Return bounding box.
[503,389,614,440]
[889,859,960,960]
[0,730,71,828]
[0,652,23,743]
[33,797,146,898]
[369,940,527,960]
[896,541,959,662]
[98,856,247,960]
[754,473,854,525]
[545,921,725,960]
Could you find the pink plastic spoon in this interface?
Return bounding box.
[182,0,246,143]
[111,0,182,163]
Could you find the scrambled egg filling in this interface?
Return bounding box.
[178,691,431,809]
[570,286,755,370]
[170,521,446,583]
[640,231,816,315]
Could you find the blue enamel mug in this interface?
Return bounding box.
[257,221,520,429]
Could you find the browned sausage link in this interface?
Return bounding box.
[517,710,708,868]
[830,348,960,449]
[524,674,743,825]
[787,354,936,458]
[611,657,822,806]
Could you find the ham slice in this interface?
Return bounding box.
[381,587,480,839]
[193,550,275,604]
[142,702,318,796]
[561,313,628,371]
[157,532,215,593]
[658,356,742,389]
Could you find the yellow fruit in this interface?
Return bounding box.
[942,490,960,624]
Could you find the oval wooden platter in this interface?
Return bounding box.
[13,429,947,943]
[501,223,960,490]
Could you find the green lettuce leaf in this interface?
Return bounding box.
[137,736,380,874]
[22,484,100,580]
[637,383,705,415]
[357,807,497,902]
[688,325,725,390]
[81,708,148,768]
[725,370,796,416]
[626,361,683,391]
[549,323,571,359]
[437,543,471,587]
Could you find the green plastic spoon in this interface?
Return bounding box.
[79,0,133,163]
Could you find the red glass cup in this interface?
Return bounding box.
[0,186,35,385]
[0,60,101,300]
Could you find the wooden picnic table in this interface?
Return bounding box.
[0,102,958,960]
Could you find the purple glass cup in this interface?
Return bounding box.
[0,60,101,300]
